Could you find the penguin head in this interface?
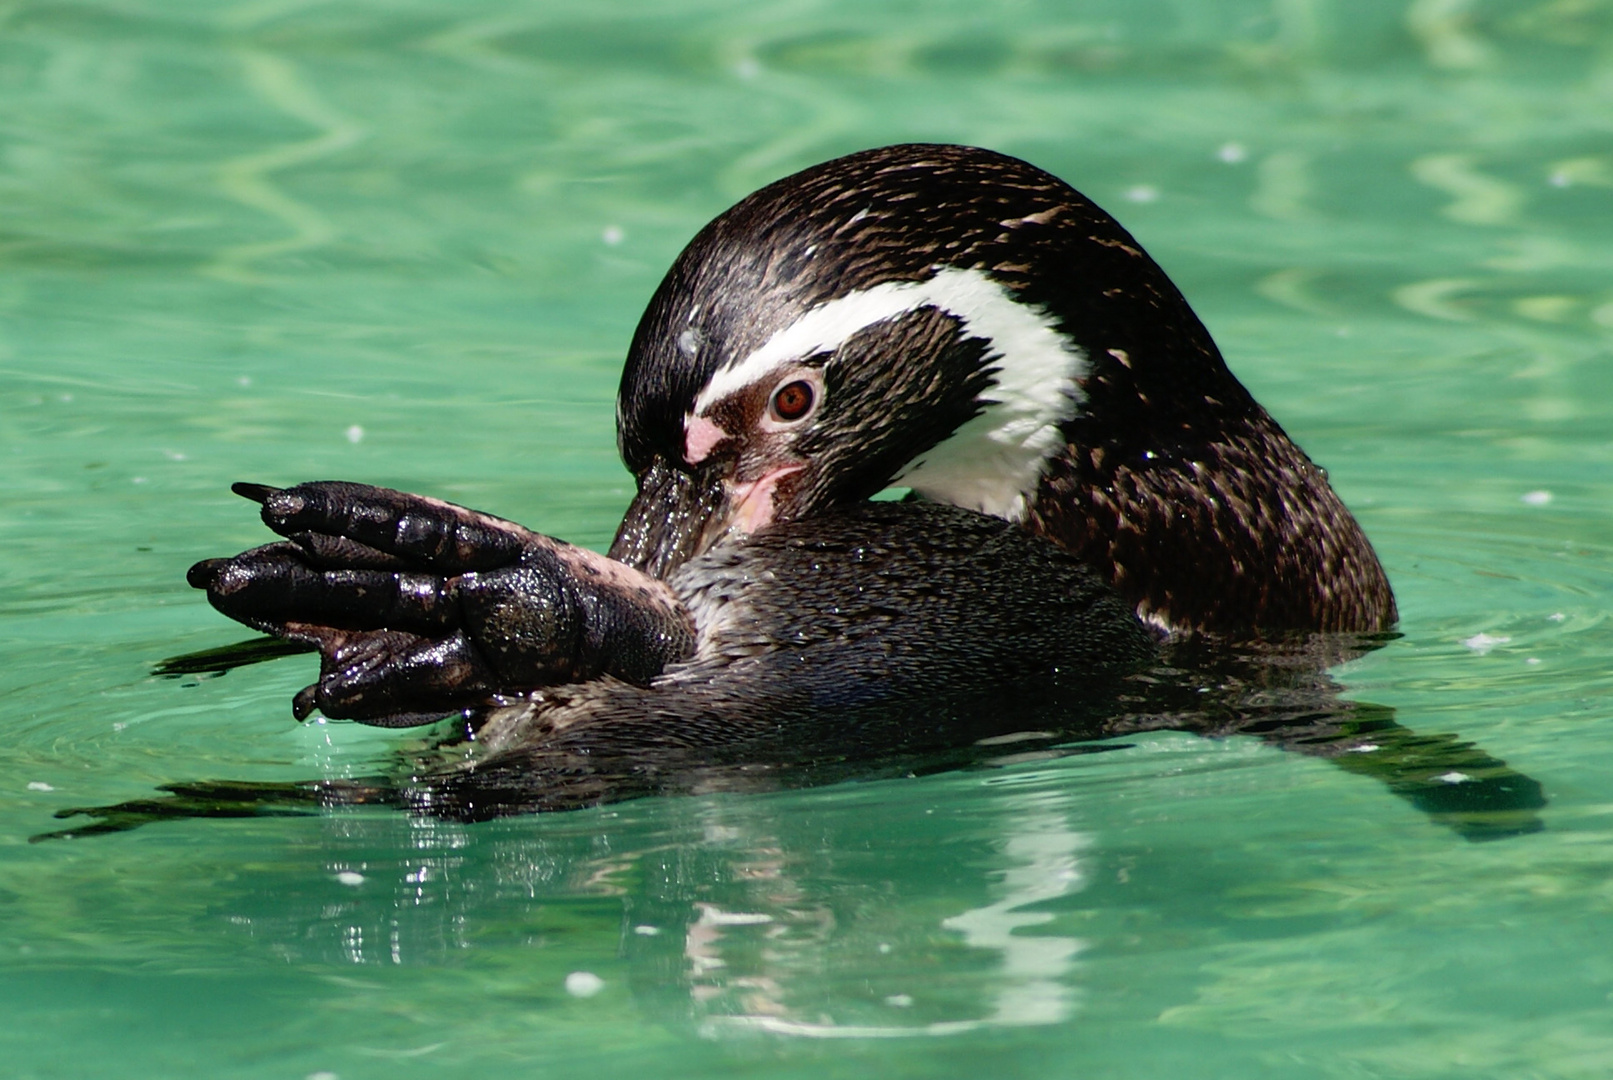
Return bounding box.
[607,144,1238,579]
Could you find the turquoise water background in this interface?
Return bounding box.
[5,1,1613,1076]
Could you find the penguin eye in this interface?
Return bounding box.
[769,379,816,423]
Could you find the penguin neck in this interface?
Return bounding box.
[1023,355,1397,635]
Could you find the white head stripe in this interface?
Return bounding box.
[692,266,1087,521]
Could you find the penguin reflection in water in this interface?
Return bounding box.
[57,145,1543,840]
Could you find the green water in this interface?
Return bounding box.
[5,0,1613,1076]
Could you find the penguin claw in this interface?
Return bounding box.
[231,481,280,504]
[186,558,228,589]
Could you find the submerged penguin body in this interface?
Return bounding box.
[470,500,1154,759]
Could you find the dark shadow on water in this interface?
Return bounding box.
[39,633,1546,843]
[152,636,314,677]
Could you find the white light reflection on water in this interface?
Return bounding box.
[705,791,1091,1038]
[940,804,1089,1027]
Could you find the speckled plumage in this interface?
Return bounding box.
[474,501,1152,758]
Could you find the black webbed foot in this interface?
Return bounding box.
[188,482,694,727]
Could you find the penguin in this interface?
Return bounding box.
[186,144,1395,760]
[607,143,1394,633]
[46,145,1561,845]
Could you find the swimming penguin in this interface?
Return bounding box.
[187,144,1396,756]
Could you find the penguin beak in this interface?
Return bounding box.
[607,454,808,581]
[607,457,727,580]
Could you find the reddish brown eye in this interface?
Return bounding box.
[770,379,815,422]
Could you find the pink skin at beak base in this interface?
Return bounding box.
[729,464,805,534]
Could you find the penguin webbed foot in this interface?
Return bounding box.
[188,481,694,727]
